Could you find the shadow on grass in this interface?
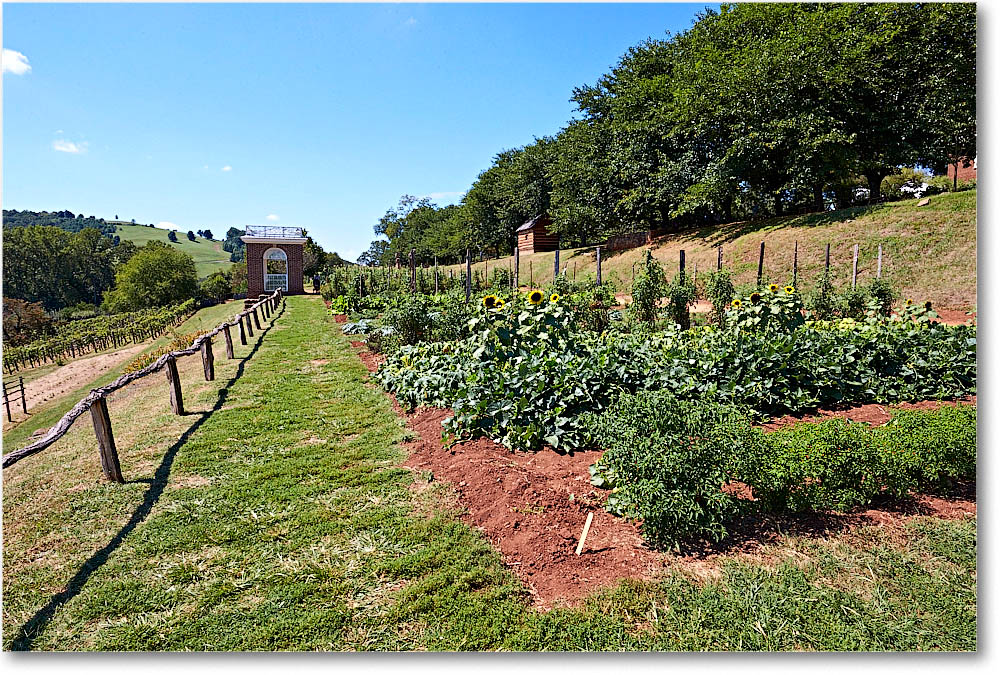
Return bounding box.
[9,301,287,651]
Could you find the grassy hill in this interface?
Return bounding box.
[444,189,977,311]
[114,224,233,278]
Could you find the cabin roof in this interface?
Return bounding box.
[516,214,547,233]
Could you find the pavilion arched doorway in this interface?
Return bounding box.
[264,247,288,292]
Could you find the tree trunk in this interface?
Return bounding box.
[773,194,783,217]
[864,171,886,204]
[813,184,824,213]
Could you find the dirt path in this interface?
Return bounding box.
[3,342,149,429]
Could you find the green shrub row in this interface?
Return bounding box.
[589,393,976,549]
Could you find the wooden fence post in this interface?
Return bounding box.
[757,242,765,287]
[554,247,560,281]
[679,249,686,283]
[3,384,11,423]
[409,248,416,294]
[793,240,799,286]
[245,312,254,338]
[825,243,831,275]
[596,246,602,286]
[877,243,883,279]
[434,256,439,294]
[222,324,235,359]
[19,377,27,414]
[514,247,520,289]
[238,315,248,345]
[165,355,184,415]
[851,243,859,289]
[201,337,215,381]
[529,261,533,287]
[465,248,472,303]
[717,245,723,271]
[252,307,262,331]
[90,397,124,483]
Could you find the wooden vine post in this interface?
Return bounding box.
[222,324,235,359]
[877,243,883,279]
[434,256,439,294]
[165,355,184,416]
[793,241,799,286]
[851,243,860,289]
[529,261,533,287]
[825,243,831,275]
[201,337,215,382]
[756,242,765,287]
[679,249,686,283]
[90,397,124,483]
[514,247,520,289]
[595,246,602,286]
[717,245,723,271]
[465,248,472,303]
[553,247,560,281]
[409,248,416,294]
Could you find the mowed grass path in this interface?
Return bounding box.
[2,296,976,650]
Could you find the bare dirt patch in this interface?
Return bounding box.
[333,314,348,324]
[309,359,329,366]
[760,395,976,430]
[4,342,149,429]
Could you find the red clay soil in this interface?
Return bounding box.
[347,336,976,608]
[333,314,348,323]
[760,395,976,430]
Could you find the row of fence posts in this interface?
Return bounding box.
[90,291,283,484]
[2,377,27,423]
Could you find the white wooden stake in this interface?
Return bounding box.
[575,512,594,556]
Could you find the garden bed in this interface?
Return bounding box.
[352,338,976,608]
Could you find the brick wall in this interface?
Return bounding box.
[246,242,305,297]
[947,156,977,183]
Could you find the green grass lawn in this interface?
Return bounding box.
[442,189,977,311]
[115,224,233,278]
[2,295,976,650]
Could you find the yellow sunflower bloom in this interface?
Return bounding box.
[495,298,505,309]
[750,292,762,304]
[527,290,544,305]
[482,295,498,309]
[731,299,742,308]
[784,285,795,294]
[550,293,560,303]
[768,283,779,293]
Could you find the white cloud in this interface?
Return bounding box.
[202,164,209,170]
[55,129,64,134]
[2,49,31,76]
[157,221,179,230]
[221,165,232,172]
[266,214,280,221]
[52,139,87,154]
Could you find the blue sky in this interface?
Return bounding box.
[3,2,713,260]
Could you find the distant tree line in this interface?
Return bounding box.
[360,2,975,265]
[3,209,118,237]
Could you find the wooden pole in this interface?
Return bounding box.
[693,262,697,285]
[877,244,883,279]
[252,307,262,331]
[572,261,576,282]
[575,512,594,556]
[3,385,11,423]
[465,248,472,303]
[717,245,723,271]
[679,249,686,283]
[409,248,416,294]
[851,243,859,289]
[596,246,602,286]
[514,246,520,289]
[90,397,124,483]
[19,377,26,414]
[757,242,765,287]
[529,261,533,287]
[165,355,184,416]
[222,324,235,359]
[238,314,248,345]
[793,241,799,286]
[201,338,215,382]
[245,311,254,338]
[825,243,831,275]
[434,257,439,294]
[554,247,560,281]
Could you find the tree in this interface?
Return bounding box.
[187,230,196,241]
[199,270,232,303]
[202,229,214,241]
[230,260,248,295]
[358,240,389,266]
[102,241,198,312]
[167,230,178,242]
[3,297,53,346]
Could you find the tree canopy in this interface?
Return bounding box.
[102,241,198,313]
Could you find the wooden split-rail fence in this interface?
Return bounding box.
[1,290,284,483]
[3,377,28,423]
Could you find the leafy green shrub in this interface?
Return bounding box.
[589,392,753,548]
[629,251,666,324]
[328,295,349,314]
[805,270,840,320]
[734,419,909,512]
[864,278,896,317]
[665,272,698,330]
[703,268,735,327]
[384,296,433,345]
[840,285,869,319]
[729,284,804,333]
[879,404,977,489]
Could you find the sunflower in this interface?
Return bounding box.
[550,293,560,303]
[784,285,795,294]
[495,298,505,309]
[750,292,762,304]
[482,294,499,309]
[906,298,913,306]
[527,289,544,305]
[731,299,742,308]
[924,301,933,311]
[768,283,779,293]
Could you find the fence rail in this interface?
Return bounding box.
[3,377,28,422]
[2,290,284,479]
